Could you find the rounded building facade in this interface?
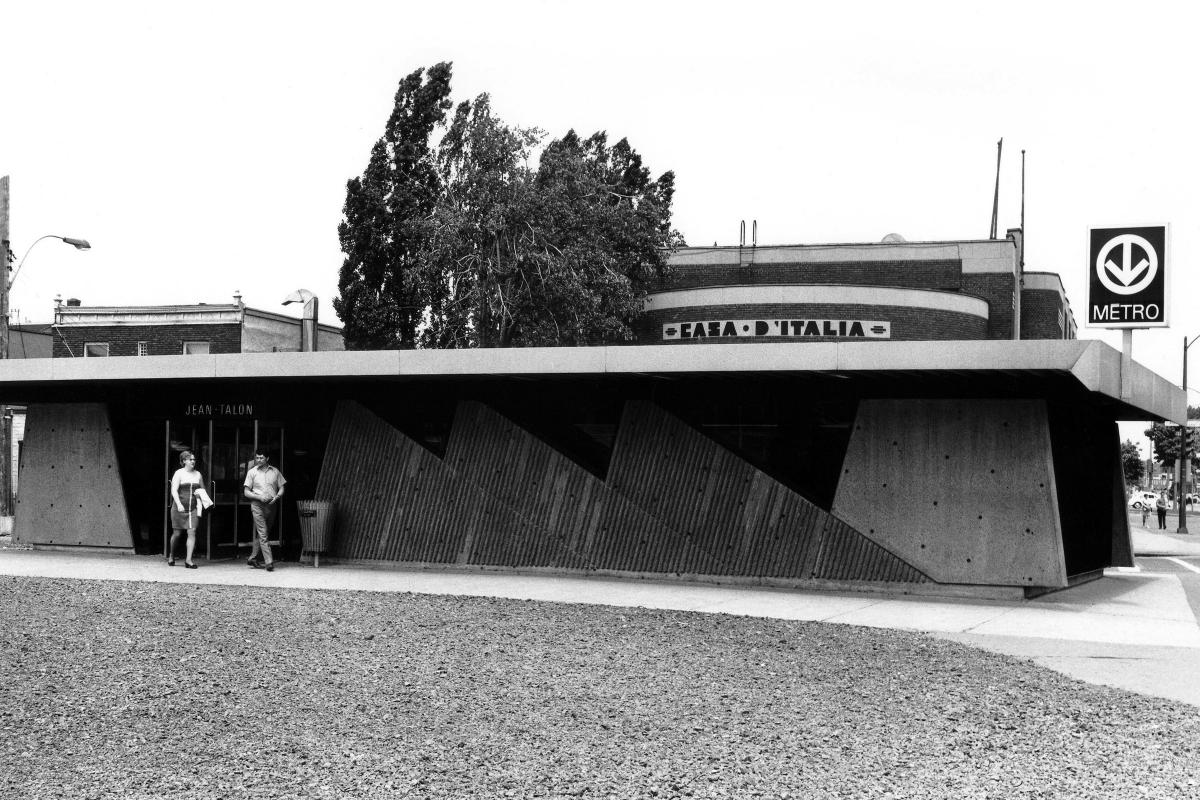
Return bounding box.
[637,235,1076,345]
[638,285,990,343]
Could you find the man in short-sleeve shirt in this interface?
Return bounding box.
[244,451,286,571]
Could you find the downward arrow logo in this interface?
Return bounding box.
[1104,241,1150,286]
[1096,233,1159,296]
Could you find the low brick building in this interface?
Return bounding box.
[50,294,344,357]
[640,231,1077,344]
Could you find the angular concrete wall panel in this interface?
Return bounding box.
[14,403,133,550]
[317,400,485,564]
[832,399,1066,587]
[316,401,590,569]
[610,401,927,582]
[315,398,927,585]
[445,401,720,575]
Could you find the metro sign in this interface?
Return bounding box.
[1087,225,1168,328]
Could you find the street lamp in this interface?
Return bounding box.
[0,233,90,519]
[8,234,91,291]
[1178,333,1200,534]
[2,234,91,359]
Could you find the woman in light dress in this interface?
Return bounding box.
[168,451,205,569]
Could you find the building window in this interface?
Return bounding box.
[137,341,149,357]
[183,341,211,355]
[84,343,109,357]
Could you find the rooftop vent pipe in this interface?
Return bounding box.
[282,289,318,352]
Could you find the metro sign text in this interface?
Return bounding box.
[1091,303,1161,322]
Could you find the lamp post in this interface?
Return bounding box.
[2,234,92,361]
[0,225,91,518]
[1178,333,1200,534]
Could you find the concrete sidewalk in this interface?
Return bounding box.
[1131,521,1200,557]
[3,544,1200,708]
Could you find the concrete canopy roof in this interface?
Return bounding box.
[0,339,1183,424]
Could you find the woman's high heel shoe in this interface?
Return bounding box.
[168,558,176,566]
[185,562,197,569]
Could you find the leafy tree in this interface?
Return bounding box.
[335,62,453,349]
[1120,439,1145,488]
[512,130,685,347]
[419,93,543,348]
[1144,405,1200,469]
[336,63,683,349]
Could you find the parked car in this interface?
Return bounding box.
[1128,491,1165,510]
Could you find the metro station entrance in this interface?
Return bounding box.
[165,418,286,561]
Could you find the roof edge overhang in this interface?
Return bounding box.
[0,339,1183,423]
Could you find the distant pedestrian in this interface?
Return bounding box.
[1156,493,1169,529]
[168,451,204,569]
[243,450,286,572]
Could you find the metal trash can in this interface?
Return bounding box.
[296,500,336,567]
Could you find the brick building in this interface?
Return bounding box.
[639,231,1077,344]
[50,294,344,357]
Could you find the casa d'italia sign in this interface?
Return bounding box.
[1087,225,1168,328]
[663,319,891,341]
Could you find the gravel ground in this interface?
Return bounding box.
[2,576,1199,799]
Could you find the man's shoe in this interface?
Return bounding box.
[248,558,263,569]
[265,564,274,572]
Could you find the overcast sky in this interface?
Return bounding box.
[4,1,1197,447]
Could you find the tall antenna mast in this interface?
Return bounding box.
[1020,149,1026,242]
[989,138,1003,239]
[1015,148,1026,342]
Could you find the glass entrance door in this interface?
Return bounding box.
[208,422,254,558]
[174,422,288,561]
[165,418,287,561]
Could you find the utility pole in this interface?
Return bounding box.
[0,176,11,518]
[1179,334,1198,533]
